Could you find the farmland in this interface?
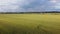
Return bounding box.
[0,14,60,34]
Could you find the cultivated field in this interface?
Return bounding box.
[0,14,60,34]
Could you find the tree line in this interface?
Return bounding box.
[0,11,60,14]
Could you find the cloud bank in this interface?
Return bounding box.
[0,0,60,12]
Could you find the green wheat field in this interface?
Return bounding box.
[0,14,60,34]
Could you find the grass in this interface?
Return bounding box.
[0,14,60,34]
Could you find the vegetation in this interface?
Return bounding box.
[0,11,60,14]
[0,14,60,34]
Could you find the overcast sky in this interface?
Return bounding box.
[0,0,60,12]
